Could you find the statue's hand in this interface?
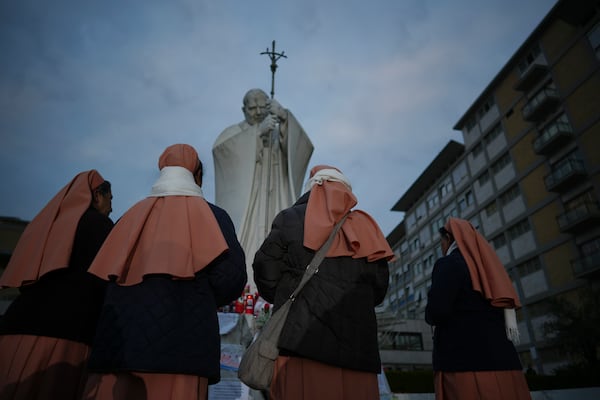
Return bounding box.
[267,98,287,121]
[258,114,277,136]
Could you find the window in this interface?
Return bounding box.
[465,117,477,132]
[508,219,531,240]
[518,257,542,276]
[412,237,420,252]
[478,170,490,186]
[428,253,436,268]
[452,162,468,185]
[483,124,503,145]
[580,237,600,257]
[485,201,498,217]
[472,142,484,157]
[414,261,423,276]
[465,190,474,207]
[439,179,452,198]
[469,217,480,231]
[588,22,600,59]
[500,185,520,205]
[406,213,416,227]
[400,241,408,255]
[416,203,427,221]
[517,44,542,75]
[427,191,440,209]
[477,97,496,119]
[492,234,506,249]
[444,204,457,219]
[431,214,444,233]
[565,190,596,211]
[491,152,511,174]
[380,332,424,351]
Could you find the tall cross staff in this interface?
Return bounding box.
[261,40,287,99]
[260,40,287,236]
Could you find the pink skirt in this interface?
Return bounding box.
[270,355,379,400]
[0,334,90,400]
[434,370,532,400]
[83,372,208,400]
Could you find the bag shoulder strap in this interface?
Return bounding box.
[289,212,350,300]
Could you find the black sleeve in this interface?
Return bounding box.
[425,254,465,326]
[69,208,114,271]
[204,204,247,307]
[252,211,288,304]
[372,259,390,306]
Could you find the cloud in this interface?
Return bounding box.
[0,0,557,237]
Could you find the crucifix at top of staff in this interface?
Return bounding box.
[260,40,287,237]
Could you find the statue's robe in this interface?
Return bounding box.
[213,111,313,290]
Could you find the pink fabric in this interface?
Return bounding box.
[88,196,228,285]
[88,144,228,285]
[445,217,521,308]
[0,334,90,400]
[303,165,394,262]
[83,372,208,400]
[0,170,105,288]
[434,370,531,400]
[270,355,379,400]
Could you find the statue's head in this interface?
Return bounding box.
[242,88,269,125]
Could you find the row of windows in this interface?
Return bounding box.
[465,96,497,132]
[379,332,424,351]
[490,216,531,248]
[472,123,505,157]
[482,184,521,218]
[518,257,542,276]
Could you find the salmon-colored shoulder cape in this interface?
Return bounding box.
[303,165,394,262]
[88,144,228,286]
[0,170,105,288]
[445,217,521,308]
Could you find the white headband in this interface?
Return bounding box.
[304,168,352,193]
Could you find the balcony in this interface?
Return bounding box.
[522,87,561,122]
[557,201,600,233]
[514,63,549,92]
[571,249,600,280]
[544,158,587,192]
[533,121,574,155]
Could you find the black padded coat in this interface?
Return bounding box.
[253,192,389,374]
[87,203,247,384]
[0,207,114,345]
[425,248,523,372]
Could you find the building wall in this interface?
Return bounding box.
[384,1,600,375]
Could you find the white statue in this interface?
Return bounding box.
[213,88,313,290]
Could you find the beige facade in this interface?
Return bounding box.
[382,0,599,374]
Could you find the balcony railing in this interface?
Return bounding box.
[533,121,574,155]
[557,201,600,233]
[571,249,600,279]
[544,158,587,192]
[514,63,549,92]
[522,87,561,122]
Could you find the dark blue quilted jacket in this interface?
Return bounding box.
[87,203,246,384]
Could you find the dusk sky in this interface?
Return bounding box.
[0,0,557,236]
